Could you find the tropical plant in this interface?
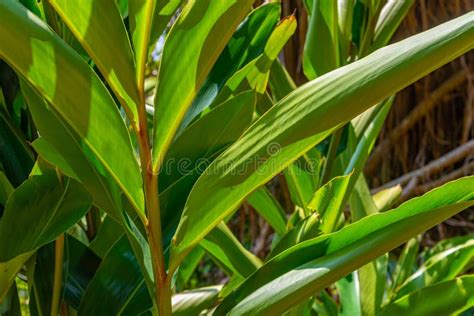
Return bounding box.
[0,0,473,315]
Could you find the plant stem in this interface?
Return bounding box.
[51,234,65,316]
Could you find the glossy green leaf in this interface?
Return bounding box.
[215,15,297,103]
[49,0,140,124]
[172,285,222,316]
[308,174,351,233]
[63,236,102,309]
[181,3,280,127]
[129,0,155,87]
[381,276,474,316]
[32,138,78,180]
[176,246,205,288]
[338,0,355,62]
[172,13,474,265]
[21,82,124,221]
[268,212,321,259]
[200,223,261,278]
[216,176,474,314]
[336,272,361,316]
[268,59,296,102]
[160,92,256,246]
[0,173,91,299]
[373,185,402,211]
[152,0,254,169]
[0,174,91,261]
[159,91,256,190]
[149,0,183,51]
[0,0,144,214]
[387,236,420,299]
[303,0,340,79]
[78,236,151,315]
[371,0,416,52]
[283,149,322,211]
[395,238,474,299]
[247,187,287,235]
[89,216,123,258]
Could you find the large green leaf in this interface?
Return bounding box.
[216,176,474,314]
[49,0,140,124]
[21,82,123,221]
[303,0,339,79]
[394,238,474,299]
[0,0,144,214]
[370,0,416,52]
[214,15,297,103]
[381,276,474,316]
[181,3,280,128]
[0,173,91,261]
[152,0,254,169]
[129,0,154,88]
[160,92,256,246]
[78,236,151,315]
[200,223,261,278]
[171,13,474,265]
[0,173,91,300]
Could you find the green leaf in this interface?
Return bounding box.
[0,252,32,303]
[387,236,420,299]
[63,236,102,309]
[49,0,140,125]
[395,238,474,299]
[159,91,256,190]
[215,15,297,103]
[216,176,474,314]
[0,112,34,187]
[247,187,287,235]
[78,236,151,315]
[0,0,144,214]
[372,184,402,211]
[308,174,351,233]
[21,82,125,221]
[283,149,322,211]
[160,92,256,246]
[149,0,183,51]
[370,0,416,52]
[172,285,222,316]
[89,216,123,258]
[171,13,474,266]
[0,171,13,206]
[381,276,474,316]
[200,223,261,278]
[32,138,78,180]
[336,272,361,316]
[0,174,91,261]
[268,212,321,259]
[268,59,296,102]
[181,3,281,127]
[303,0,340,79]
[152,0,254,169]
[0,173,91,299]
[176,246,205,288]
[129,0,155,88]
[338,0,355,63]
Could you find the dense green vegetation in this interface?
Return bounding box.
[0,0,473,315]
